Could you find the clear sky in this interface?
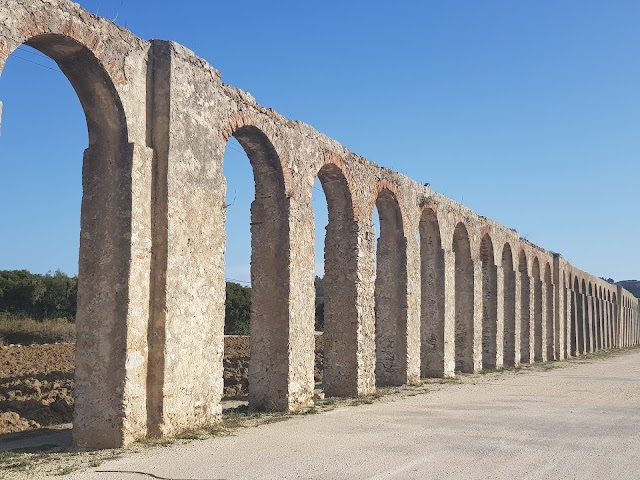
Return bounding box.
[0,0,638,283]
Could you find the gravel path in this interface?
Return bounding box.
[54,348,640,480]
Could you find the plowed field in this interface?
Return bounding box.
[1,335,324,435]
[0,344,74,434]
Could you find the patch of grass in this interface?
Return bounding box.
[0,314,75,345]
[315,397,337,407]
[55,465,78,476]
[0,452,32,473]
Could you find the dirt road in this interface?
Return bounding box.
[57,349,640,480]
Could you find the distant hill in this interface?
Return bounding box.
[616,280,640,298]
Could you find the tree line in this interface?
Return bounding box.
[0,270,77,320]
[0,270,326,334]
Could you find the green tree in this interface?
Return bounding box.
[225,281,251,335]
[0,269,77,321]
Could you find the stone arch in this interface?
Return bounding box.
[313,155,359,396]
[222,124,292,411]
[532,257,543,362]
[480,234,498,369]
[419,207,445,377]
[544,263,554,360]
[502,243,517,367]
[374,187,408,386]
[222,113,293,195]
[369,180,409,235]
[0,31,147,449]
[518,250,531,364]
[453,222,474,373]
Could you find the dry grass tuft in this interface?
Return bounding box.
[0,314,75,345]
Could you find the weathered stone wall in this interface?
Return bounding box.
[1,0,638,449]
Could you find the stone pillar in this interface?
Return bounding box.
[495,265,505,368]
[405,227,421,385]
[564,286,572,358]
[513,266,522,367]
[625,307,630,347]
[603,301,610,349]
[324,216,376,397]
[323,220,375,397]
[633,301,639,345]
[572,290,580,356]
[626,307,630,347]
[607,300,614,349]
[623,307,627,347]
[524,276,534,364]
[552,258,565,360]
[598,298,607,350]
[145,42,235,440]
[442,250,457,377]
[74,143,154,449]
[633,301,638,345]
[578,292,586,354]
[614,302,620,348]
[591,296,598,352]
[595,297,600,351]
[632,307,635,346]
[547,284,560,360]
[541,283,548,362]
[585,295,594,353]
[473,260,483,372]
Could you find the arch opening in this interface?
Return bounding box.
[502,244,517,367]
[314,163,359,397]
[419,208,445,377]
[480,234,497,370]
[582,280,590,353]
[532,258,543,362]
[453,223,474,373]
[594,288,600,351]
[374,188,408,386]
[573,278,584,355]
[518,252,531,364]
[223,125,291,412]
[588,283,596,353]
[562,272,569,359]
[544,264,554,359]
[0,33,134,449]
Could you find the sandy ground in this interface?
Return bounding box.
[40,348,639,480]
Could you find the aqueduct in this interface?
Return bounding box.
[1,0,638,449]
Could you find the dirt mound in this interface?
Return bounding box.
[0,344,74,434]
[223,335,324,398]
[1,336,325,435]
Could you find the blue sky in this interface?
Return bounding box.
[0,0,638,282]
